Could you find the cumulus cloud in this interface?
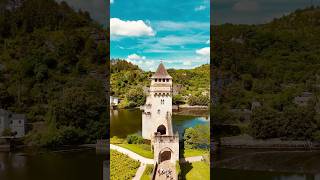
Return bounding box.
[110,18,155,37]
[196,47,210,57]
[195,5,206,11]
[233,0,259,12]
[127,53,146,61]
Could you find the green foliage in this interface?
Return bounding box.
[173,94,184,105]
[111,60,209,108]
[0,0,108,146]
[110,136,126,144]
[250,105,318,140]
[176,161,181,179]
[110,150,140,180]
[187,95,209,106]
[213,7,320,140]
[2,128,13,136]
[312,131,320,141]
[141,164,154,180]
[126,134,144,144]
[184,124,210,149]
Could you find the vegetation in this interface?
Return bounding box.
[110,150,140,180]
[111,60,209,108]
[141,164,154,180]
[180,161,210,180]
[176,161,181,179]
[117,144,153,159]
[126,134,144,144]
[183,149,209,157]
[212,7,320,140]
[184,124,210,149]
[0,0,108,146]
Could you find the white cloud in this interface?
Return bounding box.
[110,0,114,4]
[196,47,210,57]
[155,21,209,31]
[206,39,210,44]
[233,1,259,12]
[110,18,155,37]
[195,5,206,11]
[127,53,146,61]
[183,60,192,66]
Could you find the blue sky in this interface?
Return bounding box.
[110,0,210,71]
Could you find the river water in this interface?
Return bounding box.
[0,148,106,180]
[110,109,209,138]
[213,148,320,180]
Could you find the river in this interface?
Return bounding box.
[213,148,320,180]
[110,109,209,138]
[0,147,106,180]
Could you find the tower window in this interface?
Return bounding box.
[166,79,169,82]
[162,79,165,82]
[158,109,160,114]
[155,79,157,82]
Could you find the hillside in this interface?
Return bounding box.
[110,60,210,108]
[212,7,320,140]
[0,0,108,146]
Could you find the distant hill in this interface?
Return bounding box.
[110,59,209,108]
[212,7,320,140]
[0,0,108,145]
[212,6,320,110]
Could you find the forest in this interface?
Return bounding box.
[0,0,108,146]
[212,7,320,141]
[110,59,210,108]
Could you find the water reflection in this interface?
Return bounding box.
[0,149,106,180]
[213,148,320,180]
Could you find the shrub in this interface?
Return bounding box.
[58,126,85,145]
[184,124,210,149]
[127,134,144,144]
[110,136,126,144]
[312,130,320,141]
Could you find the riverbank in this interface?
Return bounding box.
[220,134,320,150]
[173,106,209,117]
[113,105,209,117]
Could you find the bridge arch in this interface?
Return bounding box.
[158,147,173,163]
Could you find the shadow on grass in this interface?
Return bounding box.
[180,162,193,180]
[179,140,194,179]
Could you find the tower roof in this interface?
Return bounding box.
[152,62,172,78]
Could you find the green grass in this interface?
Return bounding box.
[183,149,209,157]
[181,161,210,180]
[140,164,154,180]
[110,150,140,180]
[117,143,154,159]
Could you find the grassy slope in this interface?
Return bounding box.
[183,149,209,157]
[117,144,153,159]
[181,161,210,180]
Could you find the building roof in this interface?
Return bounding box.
[151,62,172,79]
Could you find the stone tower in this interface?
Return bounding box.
[142,62,179,165]
[142,62,173,139]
